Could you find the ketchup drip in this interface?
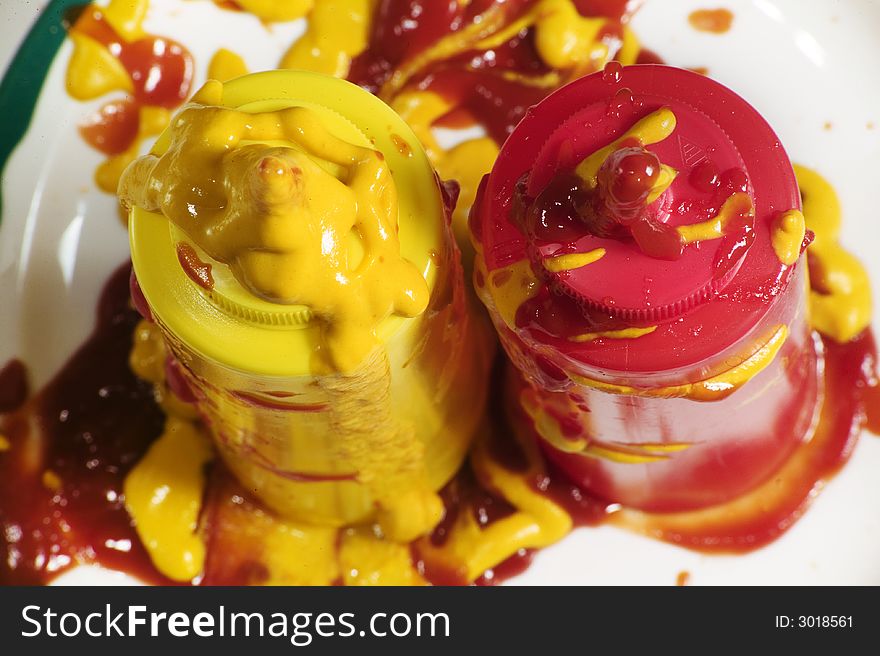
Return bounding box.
[70,7,193,156]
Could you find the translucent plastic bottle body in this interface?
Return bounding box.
[471,65,819,512]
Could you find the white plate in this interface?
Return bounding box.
[2,0,879,585]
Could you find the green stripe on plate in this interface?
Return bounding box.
[0,0,86,227]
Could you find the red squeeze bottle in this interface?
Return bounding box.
[470,64,818,512]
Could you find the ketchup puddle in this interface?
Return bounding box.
[0,265,174,585]
[0,262,875,585]
[4,0,875,586]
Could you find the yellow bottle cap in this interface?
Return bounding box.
[129,70,445,377]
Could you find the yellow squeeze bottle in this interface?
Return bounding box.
[121,71,492,541]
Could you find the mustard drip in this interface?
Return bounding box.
[124,416,214,582]
[129,319,200,420]
[568,325,657,343]
[339,528,427,585]
[280,0,374,78]
[532,0,610,70]
[795,164,873,343]
[66,31,132,100]
[567,324,790,402]
[520,388,694,464]
[478,259,542,331]
[207,48,249,82]
[119,98,429,372]
[543,248,606,273]
[417,431,572,582]
[391,92,500,267]
[770,209,806,266]
[210,503,429,585]
[677,191,754,244]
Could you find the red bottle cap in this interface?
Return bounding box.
[473,65,802,376]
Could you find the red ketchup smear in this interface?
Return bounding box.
[4,263,872,584]
[412,466,519,586]
[688,8,735,35]
[176,242,215,292]
[78,98,140,156]
[4,2,875,587]
[512,144,685,265]
[69,7,193,154]
[230,391,330,414]
[0,265,172,585]
[348,0,638,144]
[608,331,876,552]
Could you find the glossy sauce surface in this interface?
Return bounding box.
[688,8,734,34]
[0,266,171,585]
[2,0,876,586]
[66,1,193,194]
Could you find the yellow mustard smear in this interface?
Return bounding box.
[65,0,147,100]
[543,248,606,273]
[375,0,608,100]
[207,48,249,82]
[477,259,542,331]
[795,164,873,343]
[119,94,429,373]
[120,0,824,587]
[533,0,614,70]
[233,0,313,23]
[280,0,374,77]
[417,430,572,582]
[568,325,657,343]
[206,490,430,585]
[770,209,807,267]
[124,416,214,582]
[65,0,171,196]
[677,192,754,244]
[520,387,693,464]
[567,324,790,402]
[128,316,438,582]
